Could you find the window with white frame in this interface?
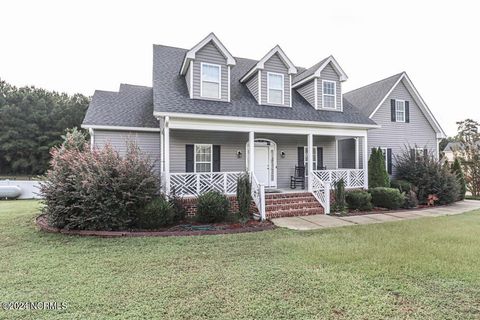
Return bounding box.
[322,80,336,109]
[194,144,212,172]
[267,72,284,104]
[304,146,318,171]
[380,147,388,171]
[201,63,220,99]
[395,100,406,122]
[415,147,424,158]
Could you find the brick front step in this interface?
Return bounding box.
[264,192,324,218]
[266,207,324,219]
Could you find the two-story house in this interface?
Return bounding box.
[82,33,445,219]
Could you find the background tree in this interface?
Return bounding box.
[455,119,480,196]
[0,78,89,176]
[451,158,466,200]
[368,148,389,188]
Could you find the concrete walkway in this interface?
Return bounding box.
[272,200,480,230]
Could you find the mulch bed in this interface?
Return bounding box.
[35,214,275,238]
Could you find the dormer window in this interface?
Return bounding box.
[322,80,336,109]
[267,72,284,104]
[201,63,221,99]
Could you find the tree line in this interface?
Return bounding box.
[0,78,90,175]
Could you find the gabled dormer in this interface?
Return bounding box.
[240,46,297,107]
[293,56,348,111]
[180,33,236,102]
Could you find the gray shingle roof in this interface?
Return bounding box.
[292,56,330,84]
[153,45,376,126]
[83,84,158,128]
[343,73,403,117]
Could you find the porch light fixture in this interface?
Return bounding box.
[236,150,242,158]
[281,151,286,158]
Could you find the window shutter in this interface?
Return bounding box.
[423,148,428,159]
[297,147,304,167]
[185,145,194,172]
[213,145,221,172]
[387,148,392,174]
[391,99,396,122]
[405,101,410,123]
[317,147,324,169]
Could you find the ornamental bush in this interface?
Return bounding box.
[390,179,413,193]
[196,191,230,223]
[345,189,372,211]
[332,179,346,213]
[40,132,158,230]
[136,196,175,229]
[395,148,460,205]
[236,173,252,217]
[451,158,467,200]
[368,148,390,188]
[369,187,404,210]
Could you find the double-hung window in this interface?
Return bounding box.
[395,100,406,122]
[304,146,318,173]
[322,80,336,109]
[194,144,212,172]
[201,63,220,99]
[267,72,284,104]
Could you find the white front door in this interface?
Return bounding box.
[254,146,269,186]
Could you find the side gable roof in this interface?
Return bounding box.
[344,72,446,137]
[292,55,348,88]
[240,45,297,83]
[179,33,236,75]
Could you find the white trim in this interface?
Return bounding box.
[164,116,170,194]
[188,60,193,99]
[257,71,262,104]
[89,128,94,151]
[81,124,160,132]
[180,32,236,75]
[367,72,446,137]
[307,134,313,192]
[303,145,318,171]
[354,138,359,169]
[292,55,348,88]
[227,65,231,102]
[248,132,255,174]
[394,99,406,123]
[335,138,339,169]
[321,80,336,109]
[154,111,381,130]
[266,72,284,105]
[194,144,213,173]
[289,74,292,108]
[240,45,297,83]
[246,138,277,188]
[314,78,318,109]
[200,62,221,99]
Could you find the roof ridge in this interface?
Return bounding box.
[345,72,404,95]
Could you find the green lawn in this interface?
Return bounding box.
[1,201,480,319]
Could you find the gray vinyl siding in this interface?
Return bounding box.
[297,81,315,108]
[368,80,438,176]
[192,41,229,101]
[245,73,259,103]
[260,53,291,107]
[93,130,161,175]
[185,63,191,96]
[318,63,342,111]
[169,130,336,188]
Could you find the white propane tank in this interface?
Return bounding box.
[0,185,22,199]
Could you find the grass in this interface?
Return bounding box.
[466,195,480,200]
[1,201,480,319]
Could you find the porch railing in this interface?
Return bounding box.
[311,173,330,214]
[250,172,266,221]
[312,169,365,189]
[168,172,243,196]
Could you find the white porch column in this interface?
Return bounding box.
[248,131,255,174]
[164,116,170,195]
[363,135,368,189]
[160,119,164,173]
[307,133,313,192]
[354,137,359,169]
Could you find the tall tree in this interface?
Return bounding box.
[0,79,90,175]
[455,119,480,196]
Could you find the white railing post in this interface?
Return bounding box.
[324,182,330,214]
[223,173,227,194]
[347,169,351,187]
[307,134,314,192]
[260,184,266,221]
[196,174,200,195]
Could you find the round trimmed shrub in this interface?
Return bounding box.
[390,179,412,193]
[403,190,419,209]
[135,196,175,229]
[369,187,404,210]
[196,191,230,223]
[345,189,373,211]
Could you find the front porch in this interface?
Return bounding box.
[159,116,369,219]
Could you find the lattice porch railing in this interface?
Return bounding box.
[168,172,243,197]
[312,169,365,189]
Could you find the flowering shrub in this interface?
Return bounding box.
[40,132,158,230]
